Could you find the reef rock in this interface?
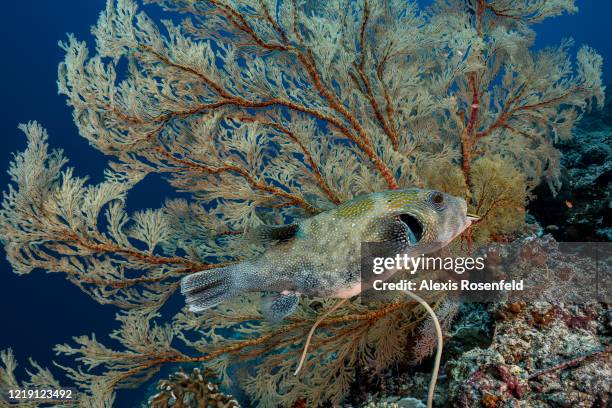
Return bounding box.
[448,301,610,407]
[529,89,612,242]
[148,367,240,408]
[362,236,610,407]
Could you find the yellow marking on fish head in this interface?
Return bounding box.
[335,195,375,219]
[381,190,421,211]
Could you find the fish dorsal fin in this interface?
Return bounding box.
[249,223,299,244]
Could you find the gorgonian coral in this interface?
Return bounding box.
[0,0,603,406]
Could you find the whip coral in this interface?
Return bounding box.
[0,0,603,406]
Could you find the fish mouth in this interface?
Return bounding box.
[466,213,480,222]
[396,213,424,244]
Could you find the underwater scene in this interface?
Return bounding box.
[0,0,610,407]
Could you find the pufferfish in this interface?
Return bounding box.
[181,188,476,320]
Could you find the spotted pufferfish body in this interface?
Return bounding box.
[181,188,474,321]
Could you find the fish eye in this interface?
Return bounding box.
[429,192,445,211]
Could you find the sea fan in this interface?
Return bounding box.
[0,0,603,406]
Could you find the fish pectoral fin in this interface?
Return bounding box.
[263,291,301,322]
[369,218,407,244]
[249,223,300,244]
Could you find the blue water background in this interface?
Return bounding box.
[0,1,610,406]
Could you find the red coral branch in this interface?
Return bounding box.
[461,74,480,184]
[354,0,398,151]
[117,45,400,189]
[258,0,289,44]
[57,231,229,289]
[69,235,201,268]
[138,45,233,99]
[208,0,288,52]
[205,0,399,189]
[155,147,320,214]
[475,85,579,140]
[103,0,400,191]
[358,0,370,70]
[234,116,342,204]
[105,301,410,390]
[376,50,398,141]
[528,346,611,380]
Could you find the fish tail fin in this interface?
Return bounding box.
[181,264,241,312]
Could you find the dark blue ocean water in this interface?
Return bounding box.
[0,1,610,406]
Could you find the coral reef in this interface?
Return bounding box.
[447,301,610,407]
[529,89,612,242]
[149,367,240,408]
[356,302,610,408]
[360,396,426,408]
[350,236,611,407]
[0,0,605,406]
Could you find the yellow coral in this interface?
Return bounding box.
[468,157,530,243]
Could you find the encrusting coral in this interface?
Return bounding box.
[347,236,610,407]
[149,367,240,408]
[0,0,604,406]
[529,89,612,242]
